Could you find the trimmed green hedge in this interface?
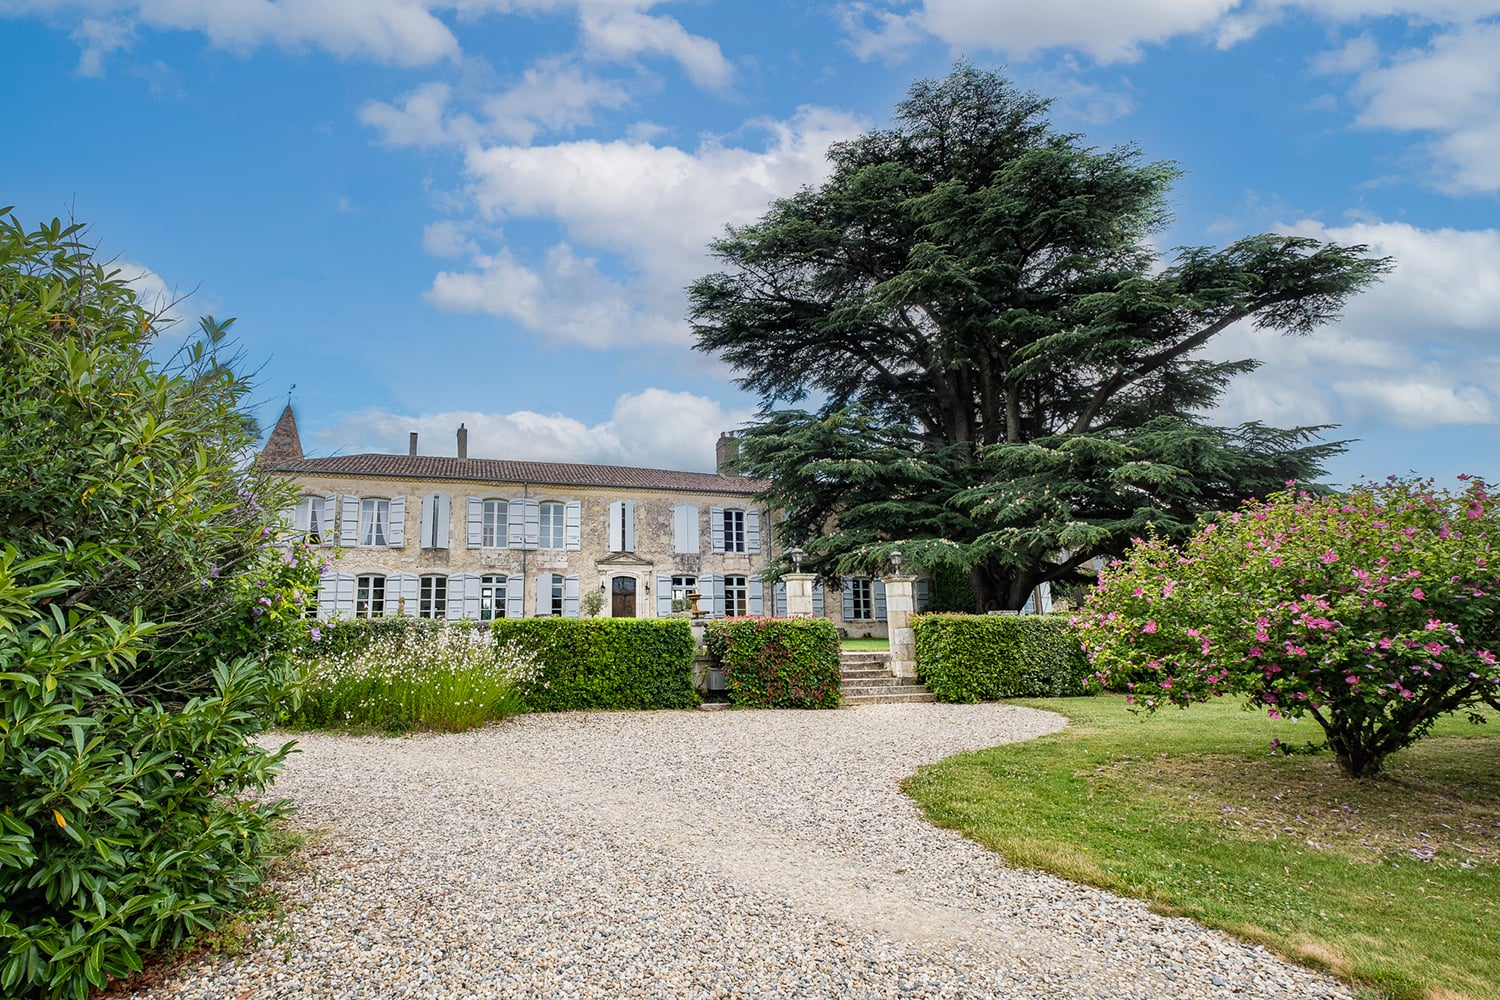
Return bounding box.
[914,613,1100,702]
[705,617,841,709]
[306,616,446,657]
[490,618,698,711]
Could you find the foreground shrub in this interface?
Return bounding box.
[1078,477,1500,778]
[704,617,841,708]
[303,616,446,658]
[1,212,300,999]
[914,613,1098,702]
[292,624,531,732]
[490,618,698,711]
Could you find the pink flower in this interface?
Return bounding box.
[1425,619,1444,631]
[1346,675,1359,685]
[1412,588,1425,600]
[1319,549,1337,564]
[1270,556,1284,568]
[1143,620,1159,634]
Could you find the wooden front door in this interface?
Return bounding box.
[611,576,637,618]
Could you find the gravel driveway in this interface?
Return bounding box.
[128,704,1352,1000]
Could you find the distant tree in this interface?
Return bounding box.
[689,65,1391,609]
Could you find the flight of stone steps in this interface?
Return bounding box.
[839,650,937,705]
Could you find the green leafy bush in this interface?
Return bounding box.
[1,211,300,999]
[704,617,841,709]
[303,615,447,658]
[291,623,530,732]
[914,613,1099,702]
[1078,477,1500,777]
[489,618,698,711]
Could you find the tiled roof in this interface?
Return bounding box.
[257,404,303,464]
[263,453,766,496]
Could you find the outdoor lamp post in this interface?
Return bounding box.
[789,545,805,569]
[890,550,903,572]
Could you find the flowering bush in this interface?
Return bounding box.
[291,624,534,732]
[1077,476,1499,777]
[705,617,841,709]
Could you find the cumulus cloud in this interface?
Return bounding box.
[312,387,757,471]
[480,57,634,143]
[1197,219,1500,434]
[578,8,733,89]
[359,81,471,148]
[424,105,867,347]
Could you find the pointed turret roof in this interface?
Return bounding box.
[258,404,304,465]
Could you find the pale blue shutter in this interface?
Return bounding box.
[745,509,761,554]
[813,580,825,617]
[388,496,406,547]
[535,574,549,616]
[466,497,483,548]
[841,578,855,620]
[773,580,787,617]
[673,504,699,553]
[608,501,625,551]
[916,577,930,612]
[340,496,359,546]
[321,494,337,545]
[564,501,581,551]
[703,574,724,618]
[563,574,581,617]
[446,574,466,621]
[748,578,764,616]
[655,573,673,616]
[622,500,636,553]
[524,500,541,550]
[319,573,354,620]
[420,495,437,548]
[875,579,887,621]
[435,494,451,549]
[710,507,725,554]
[506,574,525,618]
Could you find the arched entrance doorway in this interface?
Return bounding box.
[611,576,637,618]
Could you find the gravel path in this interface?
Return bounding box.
[127,705,1353,999]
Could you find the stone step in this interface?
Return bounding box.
[838,651,890,665]
[841,673,900,688]
[839,666,895,679]
[841,685,938,705]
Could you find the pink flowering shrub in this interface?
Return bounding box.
[1076,476,1499,777]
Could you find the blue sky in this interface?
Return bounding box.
[4,1,1497,485]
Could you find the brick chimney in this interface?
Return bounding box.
[715,430,739,475]
[408,432,418,456]
[457,423,468,460]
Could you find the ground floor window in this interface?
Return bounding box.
[355,574,385,618]
[725,574,748,618]
[671,575,697,611]
[849,578,873,620]
[480,575,507,621]
[546,573,564,617]
[419,574,447,618]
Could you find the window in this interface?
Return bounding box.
[479,575,507,621]
[539,501,565,549]
[419,575,447,618]
[723,508,746,553]
[355,574,385,618]
[849,578,874,620]
[292,496,325,543]
[360,498,390,547]
[725,575,748,617]
[671,575,697,604]
[482,500,508,548]
[546,573,564,616]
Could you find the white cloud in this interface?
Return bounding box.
[424,105,867,347]
[480,56,633,143]
[313,387,756,471]
[70,17,134,76]
[1198,219,1500,434]
[359,81,474,148]
[1338,22,1500,193]
[578,8,733,89]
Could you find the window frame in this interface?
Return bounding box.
[547,573,565,617]
[359,498,390,547]
[725,574,748,618]
[481,499,508,548]
[355,574,386,618]
[479,574,507,621]
[722,508,746,553]
[292,496,326,544]
[849,578,874,620]
[539,501,565,550]
[418,574,447,619]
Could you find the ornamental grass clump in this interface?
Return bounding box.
[1077,476,1499,777]
[292,625,534,732]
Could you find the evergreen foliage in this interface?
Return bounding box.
[914,613,1098,702]
[690,65,1391,610]
[489,618,699,711]
[704,617,842,709]
[0,210,302,998]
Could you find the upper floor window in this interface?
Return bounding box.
[292,496,326,544]
[355,574,385,618]
[539,501,565,549]
[360,498,390,547]
[723,509,746,553]
[482,500,508,548]
[419,575,447,619]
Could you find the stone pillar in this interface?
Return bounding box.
[883,574,918,680]
[781,573,817,617]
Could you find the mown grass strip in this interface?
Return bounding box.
[903,695,1499,1000]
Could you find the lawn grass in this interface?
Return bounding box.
[841,637,889,651]
[903,695,1500,1000]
